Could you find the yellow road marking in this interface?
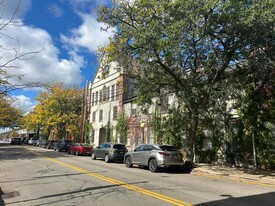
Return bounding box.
[31,151,193,206]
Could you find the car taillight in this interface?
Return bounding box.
[158,152,170,156]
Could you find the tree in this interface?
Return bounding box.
[0,96,23,128]
[22,83,83,140]
[98,0,275,161]
[115,112,129,144]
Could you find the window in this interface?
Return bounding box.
[116,84,119,100]
[91,130,95,143]
[92,93,94,106]
[111,85,115,101]
[102,64,110,78]
[92,111,96,122]
[107,86,110,101]
[99,90,102,103]
[103,86,106,102]
[95,92,98,105]
[131,103,137,116]
[113,106,118,120]
[99,110,103,122]
[161,93,168,111]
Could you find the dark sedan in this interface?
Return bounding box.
[91,142,128,163]
[54,140,72,152]
[10,138,22,145]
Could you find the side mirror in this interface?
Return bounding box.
[134,149,137,152]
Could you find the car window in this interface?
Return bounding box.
[99,144,105,148]
[135,145,144,151]
[113,144,126,150]
[159,146,177,151]
[143,145,153,151]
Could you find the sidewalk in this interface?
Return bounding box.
[192,163,275,187]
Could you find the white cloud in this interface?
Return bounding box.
[0,0,31,20]
[48,4,64,17]
[0,21,84,88]
[60,13,114,54]
[11,95,35,113]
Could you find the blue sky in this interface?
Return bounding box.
[0,0,113,113]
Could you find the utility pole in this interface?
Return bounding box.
[80,80,89,143]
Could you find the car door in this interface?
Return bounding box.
[139,145,153,166]
[131,145,144,165]
[97,143,106,158]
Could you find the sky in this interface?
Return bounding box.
[0,0,113,113]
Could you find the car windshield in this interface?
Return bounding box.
[113,144,126,150]
[159,146,177,151]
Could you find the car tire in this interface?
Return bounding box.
[76,151,79,156]
[104,154,110,163]
[68,150,71,154]
[91,152,96,160]
[125,156,133,168]
[149,159,158,172]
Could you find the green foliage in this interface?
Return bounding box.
[22,83,83,140]
[163,108,186,149]
[0,97,23,128]
[115,112,129,144]
[98,0,275,164]
[84,123,93,143]
[151,105,163,144]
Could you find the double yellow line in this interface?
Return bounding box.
[33,152,193,206]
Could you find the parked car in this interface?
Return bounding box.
[40,140,50,148]
[54,140,72,152]
[68,143,93,156]
[10,137,22,145]
[91,142,128,163]
[28,138,39,145]
[124,144,184,172]
[22,137,30,144]
[47,140,57,149]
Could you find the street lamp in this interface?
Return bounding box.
[140,122,145,144]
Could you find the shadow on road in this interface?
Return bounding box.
[5,181,148,206]
[195,192,275,206]
[0,187,5,206]
[0,143,40,161]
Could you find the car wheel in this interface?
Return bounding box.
[76,151,79,156]
[104,154,110,163]
[125,156,133,168]
[68,150,70,154]
[91,152,96,160]
[149,159,158,172]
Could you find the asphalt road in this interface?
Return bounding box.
[0,142,274,206]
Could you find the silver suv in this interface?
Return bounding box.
[124,144,183,172]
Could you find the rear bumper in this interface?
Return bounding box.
[110,154,125,162]
[157,159,183,167]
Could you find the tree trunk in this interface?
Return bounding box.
[186,111,198,162]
